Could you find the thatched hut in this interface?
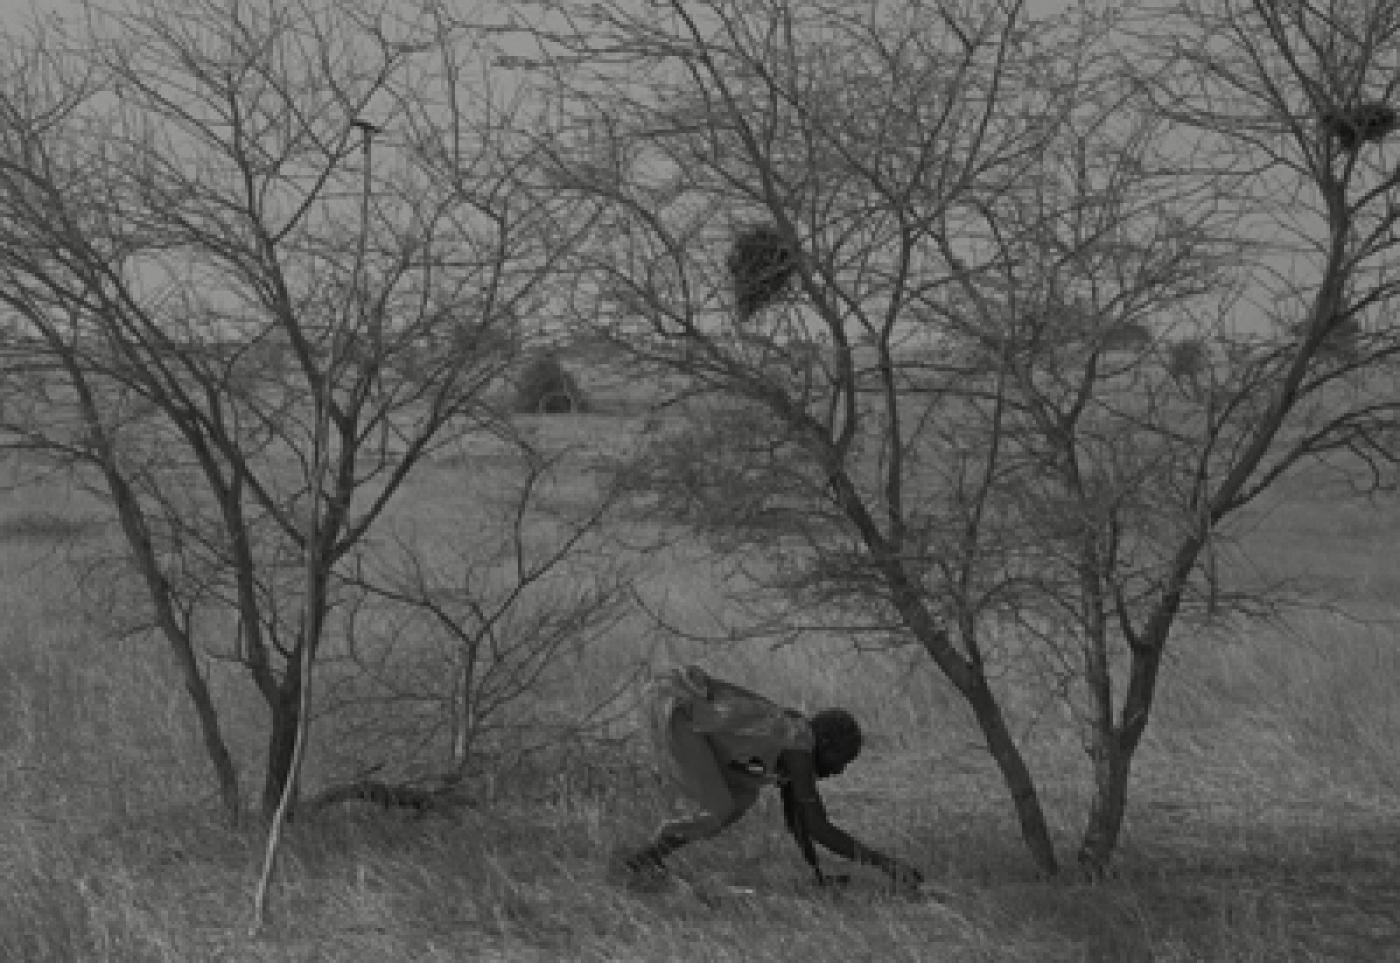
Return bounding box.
[513,351,588,414]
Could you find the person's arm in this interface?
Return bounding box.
[778,749,922,885]
[778,779,828,883]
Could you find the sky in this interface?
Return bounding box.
[0,0,1348,342]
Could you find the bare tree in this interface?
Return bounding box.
[0,0,587,829]
[1054,0,1400,872]
[517,0,1400,879]
[315,449,636,802]
[517,0,1122,877]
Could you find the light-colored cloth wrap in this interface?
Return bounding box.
[644,665,813,845]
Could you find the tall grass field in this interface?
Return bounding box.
[1,419,1398,962]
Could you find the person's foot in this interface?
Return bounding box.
[608,846,670,892]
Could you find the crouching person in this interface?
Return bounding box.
[620,665,923,889]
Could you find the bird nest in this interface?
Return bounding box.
[1320,101,1398,151]
[727,224,797,321]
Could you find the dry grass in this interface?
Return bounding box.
[3,434,1399,961]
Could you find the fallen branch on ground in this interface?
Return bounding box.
[302,779,476,816]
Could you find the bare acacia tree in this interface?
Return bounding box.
[518,0,1400,878]
[0,0,588,824]
[1052,0,1400,871]
[314,449,636,804]
[517,0,1109,876]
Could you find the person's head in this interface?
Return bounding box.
[809,708,862,779]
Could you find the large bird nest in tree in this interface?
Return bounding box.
[727,224,797,322]
[1320,101,1398,151]
[513,351,588,414]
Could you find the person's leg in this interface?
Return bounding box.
[626,704,756,872]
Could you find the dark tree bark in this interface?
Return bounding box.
[262,674,303,822]
[967,676,1060,877]
[67,354,244,823]
[832,466,1060,876]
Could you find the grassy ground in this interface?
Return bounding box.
[2,434,1399,961]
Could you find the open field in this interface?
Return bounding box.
[2,413,1399,961]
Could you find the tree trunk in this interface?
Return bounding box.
[73,379,243,825]
[820,446,1063,873]
[878,553,1060,875]
[261,670,302,821]
[174,648,242,824]
[966,674,1060,877]
[1077,631,1165,876]
[1076,733,1132,878]
[834,470,1061,875]
[1078,741,1131,876]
